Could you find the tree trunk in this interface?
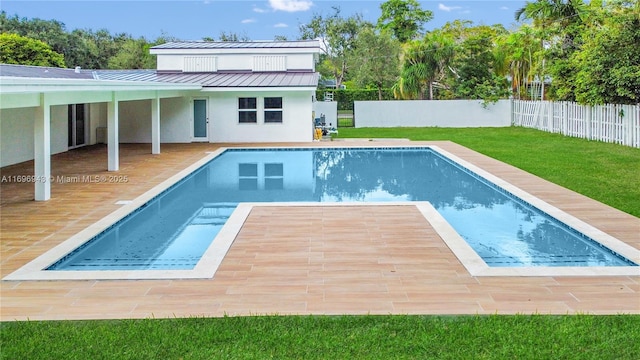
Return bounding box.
[429,82,434,100]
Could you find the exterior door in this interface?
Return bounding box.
[68,104,88,148]
[193,99,208,142]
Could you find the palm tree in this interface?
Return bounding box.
[515,0,588,49]
[495,25,545,99]
[394,40,429,99]
[515,0,586,26]
[514,0,594,101]
[394,32,455,100]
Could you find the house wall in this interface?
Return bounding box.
[119,100,152,143]
[50,105,68,155]
[0,106,71,167]
[160,97,192,143]
[354,100,511,128]
[1,107,35,167]
[156,53,314,72]
[208,90,314,143]
[89,103,107,144]
[116,97,194,143]
[95,99,195,144]
[115,91,316,143]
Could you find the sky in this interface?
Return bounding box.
[1,0,528,41]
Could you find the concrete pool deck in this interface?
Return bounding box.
[1,142,638,320]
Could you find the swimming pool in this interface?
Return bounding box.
[6,146,639,280]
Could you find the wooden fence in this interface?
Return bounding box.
[512,100,640,148]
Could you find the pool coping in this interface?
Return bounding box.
[2,147,228,281]
[3,145,639,281]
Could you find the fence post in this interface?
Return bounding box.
[586,105,592,140]
[562,102,568,135]
[510,98,514,125]
[623,105,631,147]
[547,101,556,133]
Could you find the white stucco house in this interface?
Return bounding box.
[0,40,321,200]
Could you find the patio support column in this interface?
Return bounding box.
[107,93,119,171]
[34,94,51,201]
[151,95,160,154]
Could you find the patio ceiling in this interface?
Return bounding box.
[0,76,202,110]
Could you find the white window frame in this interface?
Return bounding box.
[264,97,283,124]
[238,97,257,124]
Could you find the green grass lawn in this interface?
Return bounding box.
[2,127,639,359]
[338,117,355,127]
[2,315,639,359]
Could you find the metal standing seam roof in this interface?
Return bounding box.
[154,72,319,88]
[1,64,319,88]
[0,64,93,79]
[93,70,319,88]
[92,70,159,82]
[151,40,320,50]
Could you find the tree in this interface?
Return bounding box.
[515,0,588,28]
[394,31,455,100]
[299,7,368,87]
[450,25,510,101]
[348,28,401,100]
[377,0,433,43]
[64,29,100,68]
[394,40,429,100]
[422,31,456,100]
[573,4,640,104]
[495,24,546,99]
[107,37,155,69]
[1,12,72,66]
[0,12,166,70]
[0,32,65,67]
[218,31,250,42]
[514,0,592,101]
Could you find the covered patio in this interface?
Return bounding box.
[0,73,201,200]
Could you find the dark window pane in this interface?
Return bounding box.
[239,163,258,177]
[264,163,283,177]
[264,97,282,109]
[68,104,86,147]
[239,111,257,123]
[75,103,85,121]
[238,97,257,109]
[75,116,85,145]
[239,178,258,191]
[68,105,73,147]
[264,111,282,123]
[265,178,283,190]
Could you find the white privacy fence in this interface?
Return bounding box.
[512,100,640,148]
[354,100,511,128]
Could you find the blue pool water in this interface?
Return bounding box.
[47,147,637,271]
